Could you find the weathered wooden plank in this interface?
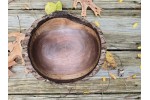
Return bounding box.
[8,78,141,94]
[8,94,141,100]
[8,15,141,35]
[8,51,141,94]
[8,9,141,16]
[8,10,141,34]
[9,51,141,79]
[8,10,141,49]
[10,65,141,79]
[8,0,141,9]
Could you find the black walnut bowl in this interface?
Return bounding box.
[27,11,106,83]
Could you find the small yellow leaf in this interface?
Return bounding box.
[137,46,141,50]
[45,2,56,15]
[132,74,136,79]
[109,73,117,79]
[101,77,106,82]
[56,1,63,11]
[137,54,141,59]
[94,21,100,27]
[106,51,117,68]
[118,0,123,3]
[132,22,138,28]
[83,90,90,94]
[102,51,117,70]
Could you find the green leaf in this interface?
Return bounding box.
[56,1,62,11]
[45,2,56,14]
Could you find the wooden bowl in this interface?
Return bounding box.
[27,11,106,82]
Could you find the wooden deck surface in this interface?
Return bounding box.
[8,0,141,99]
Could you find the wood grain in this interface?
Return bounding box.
[9,78,141,94]
[8,0,141,9]
[9,51,141,79]
[8,0,141,98]
[9,94,141,100]
[9,51,141,94]
[8,10,141,50]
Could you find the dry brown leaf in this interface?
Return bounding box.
[73,0,102,17]
[8,61,17,68]
[8,32,25,77]
[102,51,117,69]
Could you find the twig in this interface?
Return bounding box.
[17,15,21,33]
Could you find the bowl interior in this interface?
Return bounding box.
[28,16,101,82]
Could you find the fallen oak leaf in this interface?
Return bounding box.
[8,42,14,53]
[8,32,25,77]
[8,33,25,65]
[73,0,102,17]
[8,61,17,68]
